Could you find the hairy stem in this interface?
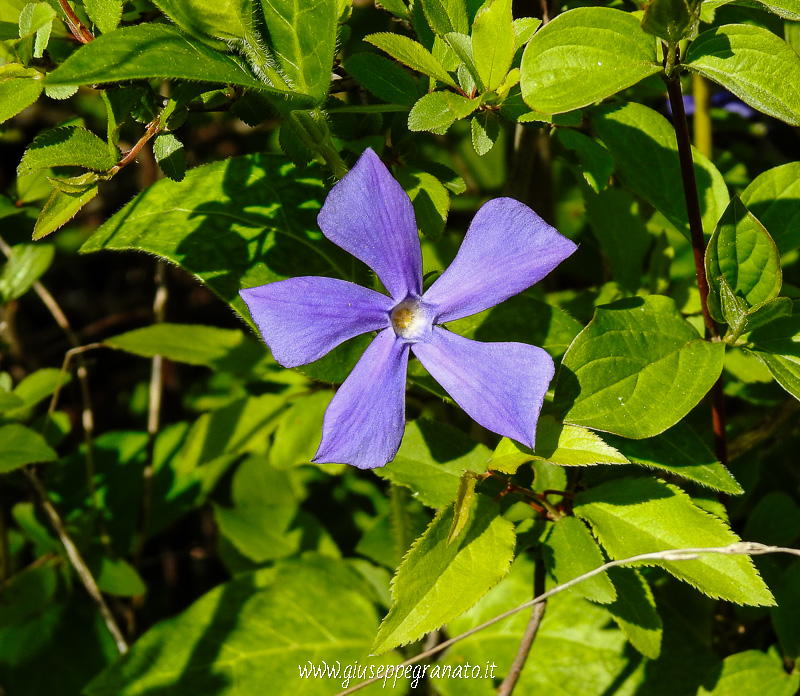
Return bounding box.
[57,0,93,43]
[497,559,547,696]
[664,75,728,466]
[24,468,128,653]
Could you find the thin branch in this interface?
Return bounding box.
[108,115,162,176]
[23,468,128,653]
[664,74,728,466]
[56,0,93,43]
[497,558,547,696]
[334,542,799,696]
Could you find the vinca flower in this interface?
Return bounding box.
[240,148,577,469]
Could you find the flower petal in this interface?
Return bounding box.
[314,329,410,469]
[412,327,554,449]
[424,197,577,322]
[240,277,392,368]
[317,148,422,301]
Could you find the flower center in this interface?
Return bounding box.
[390,299,430,341]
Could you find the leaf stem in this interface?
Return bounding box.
[23,467,128,653]
[56,0,93,44]
[496,559,547,696]
[334,542,799,696]
[664,73,728,466]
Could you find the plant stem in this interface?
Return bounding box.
[692,74,713,158]
[497,559,547,696]
[0,480,8,582]
[24,468,128,653]
[664,75,728,466]
[56,0,93,43]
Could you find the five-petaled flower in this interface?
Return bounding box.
[240,148,577,469]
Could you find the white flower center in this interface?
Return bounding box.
[390,299,430,340]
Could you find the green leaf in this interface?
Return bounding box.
[376,420,490,508]
[0,559,58,626]
[270,391,333,468]
[604,567,662,659]
[96,557,146,597]
[104,323,266,372]
[366,32,458,88]
[685,24,800,126]
[18,2,56,38]
[743,492,800,547]
[520,7,661,114]
[258,0,338,103]
[408,90,479,132]
[698,650,800,696]
[152,133,186,182]
[590,102,730,239]
[543,515,617,604]
[556,296,725,438]
[772,561,800,660]
[394,164,450,240]
[641,0,700,44]
[0,65,43,124]
[583,187,651,292]
[754,0,800,20]
[740,161,800,254]
[33,185,98,240]
[705,197,782,323]
[0,243,54,303]
[420,0,455,35]
[753,351,800,399]
[574,477,775,606]
[344,52,420,105]
[372,494,515,654]
[18,126,118,176]
[748,304,800,399]
[471,0,514,92]
[555,128,614,193]
[447,472,478,544]
[85,556,401,696]
[0,423,57,472]
[79,155,354,322]
[84,0,123,34]
[376,0,410,20]
[45,24,307,103]
[443,32,483,90]
[470,111,499,156]
[605,421,742,495]
[10,367,67,413]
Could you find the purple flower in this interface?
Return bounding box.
[240,148,577,469]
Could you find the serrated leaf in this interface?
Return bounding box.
[84,0,123,34]
[520,8,661,114]
[408,90,478,132]
[471,0,514,92]
[366,32,458,88]
[752,351,800,400]
[686,24,800,126]
[33,185,98,240]
[574,477,775,606]
[420,0,454,35]
[79,155,354,325]
[590,102,729,240]
[740,161,800,254]
[153,0,253,45]
[18,2,56,38]
[85,556,401,696]
[555,128,614,193]
[698,649,800,696]
[747,303,800,399]
[555,296,725,439]
[45,24,308,103]
[152,133,186,182]
[18,127,117,176]
[0,423,58,472]
[605,421,742,495]
[0,65,43,124]
[344,52,420,105]
[604,567,662,659]
[706,196,782,323]
[372,494,515,654]
[375,420,490,508]
[543,515,617,603]
[259,0,338,104]
[470,111,499,155]
[0,243,54,303]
